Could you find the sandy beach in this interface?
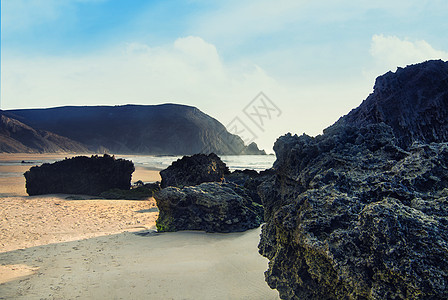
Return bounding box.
[0,154,279,299]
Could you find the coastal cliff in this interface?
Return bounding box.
[0,111,89,153]
[259,60,448,299]
[2,104,265,155]
[334,59,448,149]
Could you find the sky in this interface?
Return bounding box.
[2,0,448,152]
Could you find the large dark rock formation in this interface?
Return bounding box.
[156,154,267,232]
[0,111,89,153]
[160,153,230,188]
[154,182,263,233]
[24,154,134,196]
[225,169,275,205]
[259,60,448,299]
[334,59,448,149]
[4,104,265,155]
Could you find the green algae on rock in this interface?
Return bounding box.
[259,60,448,299]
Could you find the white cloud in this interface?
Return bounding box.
[3,35,356,151]
[174,36,220,62]
[191,0,308,45]
[370,34,448,72]
[4,2,448,151]
[2,0,70,32]
[2,0,107,34]
[1,36,278,116]
[191,0,435,49]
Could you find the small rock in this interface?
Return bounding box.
[160,153,230,188]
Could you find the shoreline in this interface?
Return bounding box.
[0,227,278,299]
[0,153,279,299]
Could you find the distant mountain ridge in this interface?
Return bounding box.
[0,110,89,153]
[2,104,265,155]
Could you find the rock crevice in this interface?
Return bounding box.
[259,60,448,299]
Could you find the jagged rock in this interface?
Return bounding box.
[240,142,267,155]
[24,154,135,196]
[225,169,275,205]
[154,182,263,233]
[260,126,448,299]
[259,61,448,300]
[334,60,448,149]
[157,154,265,232]
[160,153,230,188]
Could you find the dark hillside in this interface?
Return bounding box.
[6,104,265,155]
[0,111,88,153]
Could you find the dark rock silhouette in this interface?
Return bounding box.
[99,182,161,200]
[334,59,448,149]
[24,154,134,196]
[154,182,263,233]
[0,111,89,153]
[225,169,275,205]
[160,153,230,188]
[259,60,448,299]
[4,104,265,155]
[240,142,266,155]
[157,153,267,232]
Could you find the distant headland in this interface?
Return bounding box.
[0,104,265,155]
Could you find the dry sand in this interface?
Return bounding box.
[0,154,279,299]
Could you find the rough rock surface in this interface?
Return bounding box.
[160,153,230,188]
[154,182,263,233]
[225,169,275,205]
[24,154,135,196]
[259,61,448,300]
[334,60,448,149]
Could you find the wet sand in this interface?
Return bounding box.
[0,154,279,299]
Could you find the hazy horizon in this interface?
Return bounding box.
[2,1,448,151]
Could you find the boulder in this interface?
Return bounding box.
[154,182,263,233]
[259,61,448,300]
[225,169,275,205]
[160,153,230,188]
[24,154,135,196]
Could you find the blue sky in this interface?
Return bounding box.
[2,0,448,151]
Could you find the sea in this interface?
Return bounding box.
[0,154,277,178]
[126,154,276,172]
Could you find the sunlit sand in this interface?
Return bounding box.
[0,154,279,299]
